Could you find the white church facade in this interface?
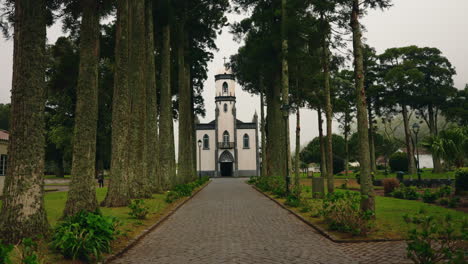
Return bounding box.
[196,67,259,177]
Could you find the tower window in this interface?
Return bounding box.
[223,131,230,143]
[223,103,228,112]
[222,82,228,95]
[203,134,209,149]
[243,134,250,149]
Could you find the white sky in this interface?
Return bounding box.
[0,0,467,154]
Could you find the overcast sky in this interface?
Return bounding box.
[0,0,467,153]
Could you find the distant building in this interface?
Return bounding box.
[195,66,259,177]
[0,130,8,195]
[376,148,434,169]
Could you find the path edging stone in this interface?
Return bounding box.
[250,184,405,244]
[102,180,212,263]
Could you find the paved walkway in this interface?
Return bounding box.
[111,178,408,264]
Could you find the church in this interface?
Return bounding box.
[195,66,259,177]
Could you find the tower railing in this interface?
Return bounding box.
[218,142,235,149]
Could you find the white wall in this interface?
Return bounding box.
[419,154,434,169]
[236,129,257,171]
[196,130,216,171]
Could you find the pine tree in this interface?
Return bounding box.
[0,0,50,243]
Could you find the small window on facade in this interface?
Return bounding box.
[223,131,230,143]
[223,103,228,112]
[0,154,7,176]
[222,82,228,95]
[243,134,250,149]
[203,134,209,149]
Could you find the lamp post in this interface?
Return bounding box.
[198,139,202,180]
[412,123,421,182]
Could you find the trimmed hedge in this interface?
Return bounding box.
[389,152,408,172]
[455,168,468,195]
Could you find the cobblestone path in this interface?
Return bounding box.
[111,178,408,264]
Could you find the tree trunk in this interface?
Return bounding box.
[0,0,49,243]
[266,79,287,177]
[127,0,151,198]
[159,22,176,189]
[64,0,100,216]
[178,13,194,184]
[260,80,267,177]
[281,0,292,187]
[351,0,375,214]
[402,105,417,175]
[344,117,349,179]
[368,103,376,173]
[103,0,131,207]
[295,109,300,187]
[428,104,443,173]
[145,0,160,193]
[322,33,334,193]
[318,107,327,177]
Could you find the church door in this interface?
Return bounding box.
[220,162,233,177]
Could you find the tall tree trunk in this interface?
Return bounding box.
[402,105,417,175]
[145,0,160,193]
[351,0,375,213]
[0,0,49,243]
[344,114,350,179]
[295,109,300,187]
[260,81,267,177]
[266,79,287,177]
[127,0,151,198]
[318,107,327,177]
[368,103,376,173]
[103,0,131,207]
[178,13,194,184]
[428,104,443,173]
[322,32,334,193]
[281,0,292,188]
[159,22,176,189]
[64,0,100,216]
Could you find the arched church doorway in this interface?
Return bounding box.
[219,150,234,177]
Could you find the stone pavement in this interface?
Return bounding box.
[110,178,409,264]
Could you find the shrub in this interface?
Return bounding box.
[421,189,438,204]
[383,178,400,196]
[448,197,461,208]
[0,241,13,264]
[332,155,345,175]
[254,176,286,197]
[389,152,408,172]
[437,185,452,198]
[284,194,301,208]
[391,186,420,200]
[438,197,449,206]
[404,210,467,264]
[51,211,119,261]
[455,168,468,195]
[16,238,41,264]
[320,191,374,236]
[165,177,209,203]
[128,199,149,219]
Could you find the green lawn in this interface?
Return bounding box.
[290,186,467,240]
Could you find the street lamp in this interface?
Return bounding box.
[197,139,202,180]
[412,123,421,182]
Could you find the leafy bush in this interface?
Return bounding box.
[51,211,119,261]
[391,186,420,200]
[128,199,149,219]
[284,194,301,208]
[389,152,408,172]
[448,197,461,208]
[383,178,400,196]
[404,210,467,264]
[437,185,452,198]
[165,177,210,203]
[333,155,345,175]
[0,241,13,264]
[438,197,449,206]
[320,191,374,236]
[455,168,468,195]
[16,238,41,264]
[254,176,286,197]
[421,189,438,204]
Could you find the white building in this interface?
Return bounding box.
[196,66,259,177]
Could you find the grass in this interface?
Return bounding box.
[302,168,456,181]
[265,184,467,241]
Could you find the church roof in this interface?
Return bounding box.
[195,119,257,130]
[236,119,257,129]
